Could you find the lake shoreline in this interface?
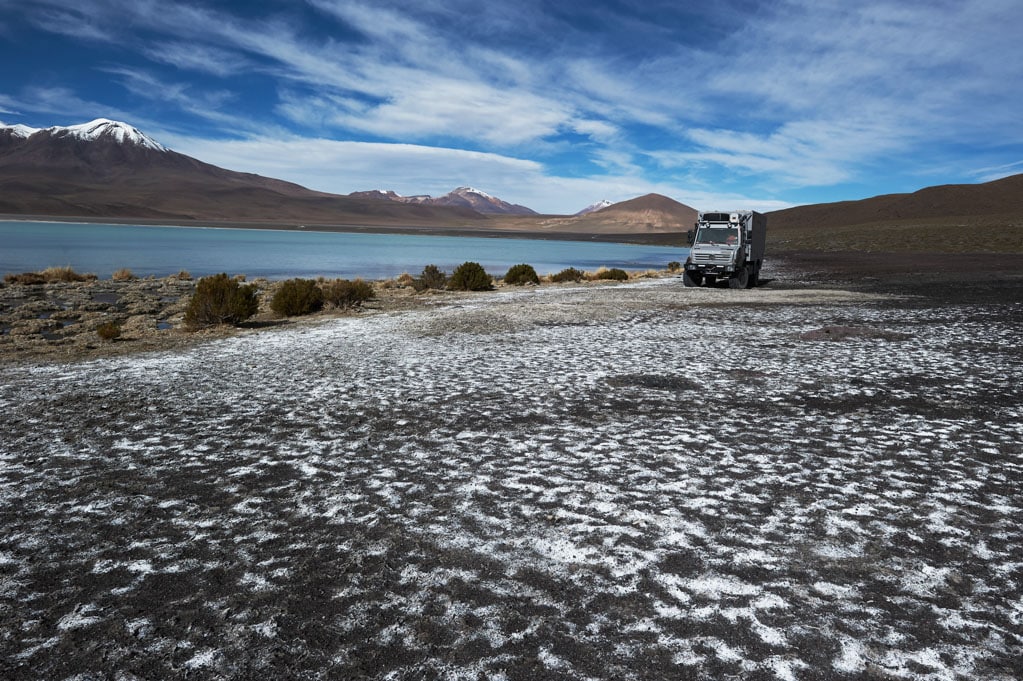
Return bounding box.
[0,213,688,246]
[4,248,1021,366]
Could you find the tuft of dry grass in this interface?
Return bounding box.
[589,267,629,281]
[111,268,136,281]
[381,272,416,289]
[4,266,97,285]
[41,266,97,282]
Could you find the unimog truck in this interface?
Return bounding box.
[684,210,766,289]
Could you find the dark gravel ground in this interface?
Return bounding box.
[1,251,1021,680]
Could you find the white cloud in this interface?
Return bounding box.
[654,116,909,187]
[27,5,114,42]
[969,160,1023,184]
[0,86,136,124]
[158,133,787,214]
[7,0,1022,211]
[144,42,252,78]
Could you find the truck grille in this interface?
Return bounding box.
[692,252,730,264]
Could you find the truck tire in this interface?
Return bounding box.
[683,271,703,287]
[729,268,748,289]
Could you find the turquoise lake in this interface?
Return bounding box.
[0,221,689,280]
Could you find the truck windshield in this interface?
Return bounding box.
[696,226,739,245]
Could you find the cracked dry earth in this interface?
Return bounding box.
[1,278,1021,680]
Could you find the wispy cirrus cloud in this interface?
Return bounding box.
[23,5,115,42]
[4,0,1022,212]
[0,86,136,123]
[159,133,789,214]
[143,42,253,78]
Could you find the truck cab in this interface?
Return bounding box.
[684,210,766,289]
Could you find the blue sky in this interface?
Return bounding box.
[1,0,1021,214]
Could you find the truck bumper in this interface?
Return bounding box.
[686,263,734,276]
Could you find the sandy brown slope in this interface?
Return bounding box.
[484,193,698,235]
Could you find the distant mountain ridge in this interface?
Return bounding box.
[3,118,1021,245]
[0,119,487,225]
[349,186,536,215]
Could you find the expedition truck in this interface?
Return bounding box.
[684,210,766,289]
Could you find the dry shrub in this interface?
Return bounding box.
[183,273,259,329]
[96,321,122,341]
[591,267,629,281]
[270,278,324,317]
[550,267,585,283]
[3,272,47,285]
[321,278,375,308]
[448,262,492,291]
[175,270,192,280]
[111,268,136,281]
[667,261,682,272]
[413,264,447,291]
[5,267,97,284]
[504,263,539,286]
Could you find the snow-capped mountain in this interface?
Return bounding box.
[0,118,491,225]
[52,119,167,152]
[430,186,536,215]
[576,199,614,215]
[1,122,39,139]
[350,186,537,215]
[1,118,167,151]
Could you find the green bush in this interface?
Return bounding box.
[448,261,492,291]
[593,268,629,281]
[271,278,324,317]
[415,264,447,291]
[321,278,375,308]
[667,261,682,272]
[504,263,539,286]
[184,273,259,329]
[96,321,121,341]
[550,267,585,283]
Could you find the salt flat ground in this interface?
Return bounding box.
[1,277,1021,680]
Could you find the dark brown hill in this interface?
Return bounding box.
[766,174,1023,252]
[0,123,487,226]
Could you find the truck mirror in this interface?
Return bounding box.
[686,230,694,245]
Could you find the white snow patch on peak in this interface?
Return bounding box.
[452,186,493,199]
[1,121,40,138]
[49,118,167,151]
[576,199,614,215]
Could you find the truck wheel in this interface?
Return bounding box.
[749,263,760,288]
[683,271,703,287]
[729,268,749,289]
